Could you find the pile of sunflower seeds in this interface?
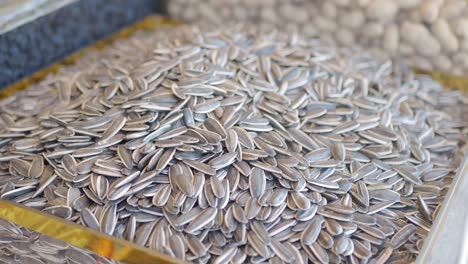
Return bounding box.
[0,219,119,264]
[0,24,467,263]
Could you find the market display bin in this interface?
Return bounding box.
[0,9,467,264]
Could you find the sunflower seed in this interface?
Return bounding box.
[117,146,133,169]
[209,152,237,170]
[193,100,221,114]
[247,231,271,258]
[301,217,322,246]
[421,168,450,182]
[183,160,215,175]
[251,221,271,244]
[81,208,100,231]
[270,239,294,263]
[288,128,319,151]
[226,129,238,153]
[28,156,44,178]
[62,154,77,175]
[393,166,423,185]
[185,207,218,234]
[250,168,266,198]
[101,116,127,142]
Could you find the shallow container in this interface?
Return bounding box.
[0,14,467,264]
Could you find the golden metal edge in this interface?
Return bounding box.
[0,199,184,264]
[414,69,468,92]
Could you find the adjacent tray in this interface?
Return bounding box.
[0,0,163,88]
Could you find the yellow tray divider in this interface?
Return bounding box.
[0,199,183,264]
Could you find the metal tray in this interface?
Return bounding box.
[0,14,466,264]
[417,156,468,264]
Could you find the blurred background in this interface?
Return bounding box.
[1,0,468,87]
[167,0,468,76]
